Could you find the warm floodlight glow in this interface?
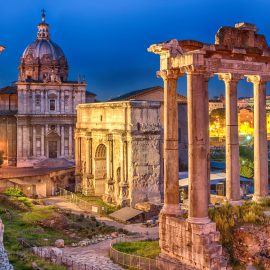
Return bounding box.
[0,45,5,53]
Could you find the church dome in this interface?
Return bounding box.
[19,10,69,83]
[22,39,65,61]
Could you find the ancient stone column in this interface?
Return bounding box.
[247,75,268,200]
[85,135,92,175]
[219,73,241,203]
[187,70,210,224]
[159,69,182,216]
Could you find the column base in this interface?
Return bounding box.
[229,200,243,206]
[187,216,211,224]
[159,214,225,270]
[160,204,183,216]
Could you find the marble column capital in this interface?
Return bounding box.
[218,73,243,83]
[182,65,207,75]
[157,69,182,80]
[246,75,269,85]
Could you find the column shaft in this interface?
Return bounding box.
[254,79,268,199]
[225,78,240,201]
[187,72,210,223]
[161,70,181,215]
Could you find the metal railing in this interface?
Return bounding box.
[109,237,183,270]
[57,187,106,215]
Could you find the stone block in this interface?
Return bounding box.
[159,215,224,270]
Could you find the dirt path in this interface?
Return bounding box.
[43,197,158,269]
[44,197,159,239]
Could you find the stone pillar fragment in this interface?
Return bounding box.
[159,69,182,216]
[187,71,210,224]
[219,73,241,203]
[247,75,269,200]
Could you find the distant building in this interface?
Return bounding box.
[110,86,188,169]
[209,99,224,113]
[0,12,96,167]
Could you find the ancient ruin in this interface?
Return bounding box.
[75,101,163,206]
[148,22,270,269]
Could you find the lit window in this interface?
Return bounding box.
[49,99,56,111]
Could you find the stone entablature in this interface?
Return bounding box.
[75,101,163,207]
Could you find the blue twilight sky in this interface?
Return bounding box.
[0,0,270,100]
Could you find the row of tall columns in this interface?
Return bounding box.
[160,69,269,224]
[219,74,268,202]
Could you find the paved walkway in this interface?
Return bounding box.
[44,197,159,239]
[63,239,124,270]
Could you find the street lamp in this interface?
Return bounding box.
[0,45,5,53]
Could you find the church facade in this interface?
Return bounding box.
[0,12,96,167]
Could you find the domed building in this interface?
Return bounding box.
[19,12,68,82]
[0,11,96,168]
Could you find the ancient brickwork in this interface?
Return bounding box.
[159,214,224,270]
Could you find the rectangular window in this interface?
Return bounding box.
[49,99,56,111]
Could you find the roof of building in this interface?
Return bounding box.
[86,91,96,96]
[109,86,187,103]
[0,85,17,95]
[109,207,143,222]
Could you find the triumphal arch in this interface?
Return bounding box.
[149,23,269,269]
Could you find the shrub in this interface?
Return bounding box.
[209,202,269,262]
[3,187,25,197]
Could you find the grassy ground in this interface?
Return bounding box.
[75,193,119,214]
[0,191,119,269]
[113,240,160,259]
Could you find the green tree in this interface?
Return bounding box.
[209,108,226,128]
